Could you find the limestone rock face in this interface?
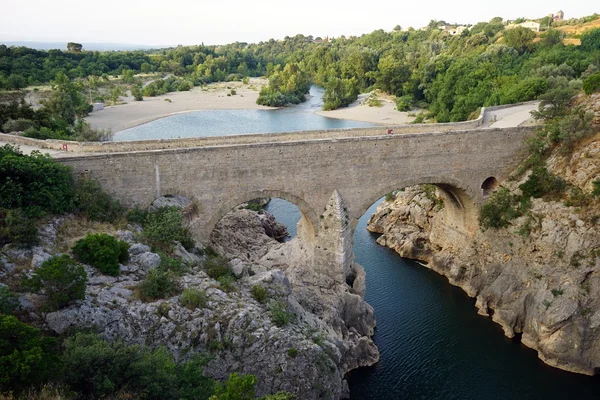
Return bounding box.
[367,136,600,375]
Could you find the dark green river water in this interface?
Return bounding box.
[265,198,600,400]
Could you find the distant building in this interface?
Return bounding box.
[505,21,540,32]
[555,10,564,21]
[439,25,468,36]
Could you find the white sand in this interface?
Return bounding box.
[85,79,273,133]
[315,93,416,125]
[86,82,415,133]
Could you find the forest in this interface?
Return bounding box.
[1,17,600,124]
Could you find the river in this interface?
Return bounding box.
[114,86,373,141]
[264,198,600,400]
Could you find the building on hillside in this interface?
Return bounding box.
[439,25,468,35]
[554,10,564,21]
[505,21,540,32]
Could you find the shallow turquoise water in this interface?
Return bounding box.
[113,86,374,141]
[265,198,600,400]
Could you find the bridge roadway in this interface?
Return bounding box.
[1,103,538,282]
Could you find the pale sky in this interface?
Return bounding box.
[1,0,598,46]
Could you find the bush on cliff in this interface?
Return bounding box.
[137,268,180,302]
[479,187,525,230]
[0,315,59,393]
[583,72,600,95]
[72,233,129,276]
[142,206,195,251]
[0,208,39,248]
[0,286,19,315]
[25,255,87,311]
[73,178,124,223]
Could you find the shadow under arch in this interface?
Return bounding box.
[353,176,480,237]
[201,189,319,243]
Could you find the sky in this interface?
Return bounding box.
[1,0,598,47]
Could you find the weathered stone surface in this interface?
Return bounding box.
[131,251,161,271]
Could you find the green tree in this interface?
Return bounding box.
[581,28,600,51]
[132,83,144,101]
[503,27,536,54]
[25,255,87,311]
[0,315,59,393]
[72,233,129,276]
[66,42,83,52]
[210,373,256,400]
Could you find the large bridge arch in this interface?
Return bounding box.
[350,175,480,241]
[193,189,319,244]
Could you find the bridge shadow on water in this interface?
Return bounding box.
[265,196,600,400]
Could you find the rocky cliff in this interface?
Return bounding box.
[367,134,600,375]
[1,203,377,399]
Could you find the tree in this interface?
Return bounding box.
[66,42,83,52]
[132,83,144,101]
[503,27,535,54]
[72,233,129,276]
[25,255,87,311]
[581,28,600,52]
[109,85,126,104]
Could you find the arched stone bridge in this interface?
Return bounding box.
[57,125,534,282]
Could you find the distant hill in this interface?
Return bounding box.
[0,41,168,51]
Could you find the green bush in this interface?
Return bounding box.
[73,178,123,222]
[127,206,150,224]
[0,145,74,217]
[0,315,59,393]
[519,166,566,199]
[204,256,231,280]
[268,300,291,327]
[583,72,600,95]
[251,284,269,304]
[217,274,236,293]
[593,179,600,197]
[211,373,256,400]
[0,208,39,248]
[180,288,208,310]
[142,207,195,251]
[0,286,19,315]
[25,255,87,311]
[287,348,298,358]
[479,187,524,230]
[395,95,412,111]
[72,233,129,276]
[2,118,37,133]
[137,268,180,302]
[63,333,214,400]
[159,253,188,274]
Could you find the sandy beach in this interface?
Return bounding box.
[315,92,416,125]
[86,81,415,133]
[85,79,273,132]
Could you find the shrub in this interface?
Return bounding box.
[25,255,87,311]
[73,178,123,222]
[204,256,231,280]
[127,206,150,224]
[2,118,37,133]
[137,268,180,302]
[479,187,523,230]
[72,233,129,276]
[159,253,187,274]
[287,348,298,358]
[180,288,207,310]
[217,274,236,293]
[268,300,291,327]
[582,72,600,95]
[251,284,268,304]
[0,145,74,217]
[593,179,600,197]
[62,333,209,400]
[519,166,566,199]
[142,207,195,251]
[0,315,59,393]
[0,208,39,248]
[395,95,412,111]
[211,373,256,400]
[0,286,19,315]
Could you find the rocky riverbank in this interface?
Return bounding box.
[367,134,600,375]
[1,201,377,399]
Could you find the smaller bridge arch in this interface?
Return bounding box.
[194,189,320,244]
[351,176,480,238]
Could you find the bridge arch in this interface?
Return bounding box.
[198,189,319,244]
[352,176,480,237]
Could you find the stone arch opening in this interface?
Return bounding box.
[353,177,480,242]
[196,190,318,245]
[481,177,499,198]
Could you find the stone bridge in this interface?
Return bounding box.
[56,124,535,282]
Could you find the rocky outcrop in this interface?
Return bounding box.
[1,204,377,399]
[367,136,600,375]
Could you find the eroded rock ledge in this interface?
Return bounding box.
[2,205,378,399]
[367,140,600,376]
